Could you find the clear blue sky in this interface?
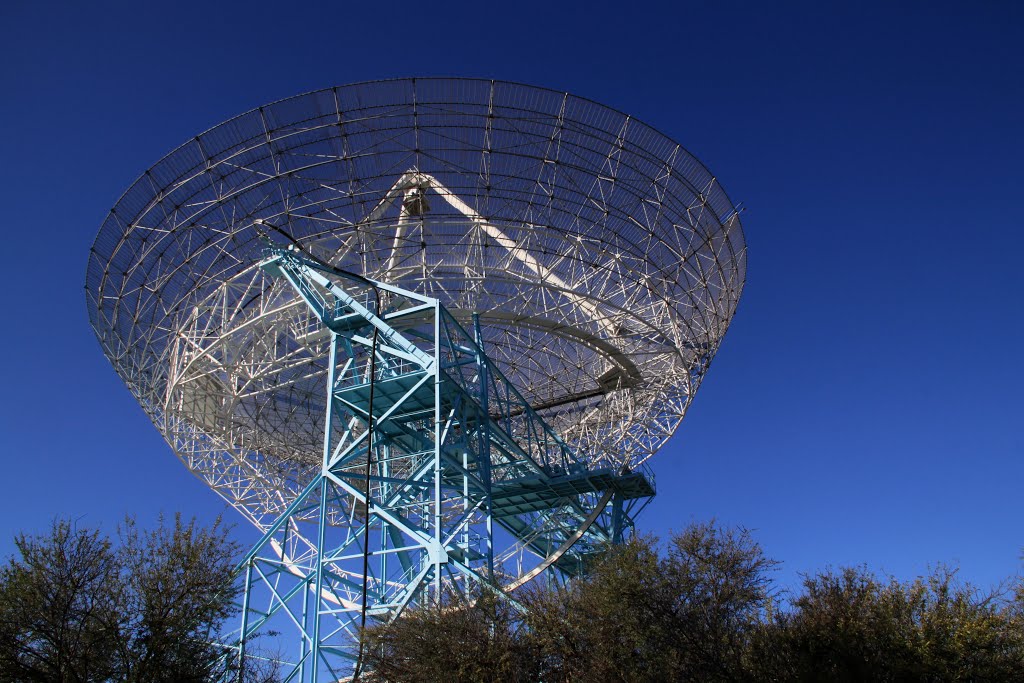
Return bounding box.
[1,0,1021,594]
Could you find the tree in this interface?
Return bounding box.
[660,522,778,680]
[361,590,538,682]
[755,565,1024,681]
[523,534,677,682]
[345,522,1024,682]
[525,523,778,682]
[0,520,121,682]
[362,521,779,683]
[115,514,241,683]
[0,514,271,683]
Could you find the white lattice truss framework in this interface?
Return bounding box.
[86,77,746,590]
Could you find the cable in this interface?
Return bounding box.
[254,219,381,681]
[254,219,381,290]
[351,291,380,683]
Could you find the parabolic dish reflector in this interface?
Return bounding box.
[86,78,746,524]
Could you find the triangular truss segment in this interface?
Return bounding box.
[228,245,654,680]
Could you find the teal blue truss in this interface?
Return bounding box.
[229,245,655,681]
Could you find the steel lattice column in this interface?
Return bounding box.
[228,246,653,681]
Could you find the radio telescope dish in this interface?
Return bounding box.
[86,78,746,678]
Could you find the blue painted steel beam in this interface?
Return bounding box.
[227,246,655,681]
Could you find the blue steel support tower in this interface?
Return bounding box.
[233,245,654,680]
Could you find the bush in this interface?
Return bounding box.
[0,515,275,683]
[359,523,1024,682]
[756,565,1024,681]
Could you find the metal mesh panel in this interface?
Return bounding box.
[86,78,746,521]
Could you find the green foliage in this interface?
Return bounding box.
[0,514,271,683]
[361,590,539,682]
[0,520,121,682]
[363,521,778,683]
[521,523,777,682]
[358,523,1024,683]
[662,522,779,680]
[523,534,670,682]
[116,514,241,683]
[756,565,1024,682]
